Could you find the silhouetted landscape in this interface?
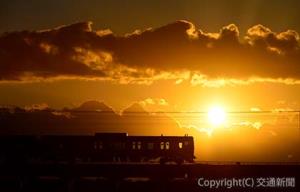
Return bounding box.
[1,100,300,162]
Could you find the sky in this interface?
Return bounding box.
[1,0,300,34]
[1,0,300,161]
[1,0,300,111]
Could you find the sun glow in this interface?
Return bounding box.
[207,106,226,127]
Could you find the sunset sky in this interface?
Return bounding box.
[1,0,300,161]
[0,0,299,111]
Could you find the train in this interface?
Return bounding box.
[0,133,195,164]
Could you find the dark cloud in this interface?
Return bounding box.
[0,21,107,80]
[246,25,299,54]
[0,20,299,82]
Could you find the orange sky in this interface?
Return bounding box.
[1,0,300,162]
[0,1,300,112]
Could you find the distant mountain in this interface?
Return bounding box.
[122,102,148,114]
[120,102,184,136]
[71,100,114,112]
[0,101,184,136]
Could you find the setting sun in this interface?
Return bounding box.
[207,106,226,127]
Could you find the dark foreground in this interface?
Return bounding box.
[0,162,299,192]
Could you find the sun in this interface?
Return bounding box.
[207,106,226,127]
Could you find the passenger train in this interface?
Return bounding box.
[0,133,195,164]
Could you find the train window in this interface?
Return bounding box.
[99,142,103,149]
[94,141,103,149]
[137,141,142,150]
[165,142,170,150]
[184,141,189,146]
[132,142,136,150]
[147,142,154,150]
[160,142,164,150]
[178,142,183,149]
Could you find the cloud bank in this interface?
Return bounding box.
[0,20,299,85]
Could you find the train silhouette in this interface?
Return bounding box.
[0,133,195,165]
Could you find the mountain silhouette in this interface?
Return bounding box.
[0,101,183,136]
[122,102,148,114]
[71,100,114,113]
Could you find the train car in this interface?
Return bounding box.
[39,135,95,162]
[0,133,195,164]
[125,135,194,164]
[93,133,195,164]
[0,135,41,164]
[93,133,128,161]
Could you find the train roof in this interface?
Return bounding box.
[94,133,193,137]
